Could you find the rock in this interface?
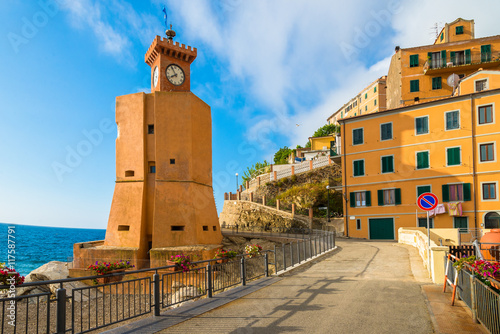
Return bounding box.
[26,261,69,282]
[171,281,185,290]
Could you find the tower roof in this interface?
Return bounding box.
[145,36,197,66]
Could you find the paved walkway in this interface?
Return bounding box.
[107,239,486,334]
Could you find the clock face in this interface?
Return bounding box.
[153,66,159,88]
[166,64,185,86]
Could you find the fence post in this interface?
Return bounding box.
[239,185,243,192]
[328,156,332,164]
[291,165,295,175]
[292,204,295,216]
[290,242,294,267]
[276,199,280,211]
[241,257,246,286]
[274,245,278,272]
[303,239,307,261]
[56,287,66,334]
[282,243,287,271]
[309,237,312,259]
[309,208,313,228]
[309,160,313,170]
[470,274,477,323]
[264,253,269,277]
[207,264,213,298]
[250,192,254,202]
[263,195,266,206]
[153,273,160,316]
[246,181,249,190]
[273,171,277,181]
[258,176,261,187]
[297,241,301,263]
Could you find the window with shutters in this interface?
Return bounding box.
[475,79,488,92]
[352,128,363,145]
[481,44,491,62]
[482,183,497,200]
[429,51,443,69]
[410,54,419,67]
[416,151,430,169]
[456,26,464,35]
[454,217,468,232]
[410,80,419,92]
[478,105,493,124]
[365,93,368,99]
[432,77,442,90]
[446,147,461,166]
[374,86,377,93]
[480,143,495,162]
[380,122,392,141]
[450,51,465,66]
[353,160,365,177]
[415,116,429,135]
[377,188,401,206]
[349,191,371,207]
[374,99,377,106]
[445,110,460,130]
[442,183,471,202]
[417,185,431,197]
[381,155,394,174]
[418,218,434,228]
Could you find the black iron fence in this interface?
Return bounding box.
[445,255,500,334]
[0,230,335,334]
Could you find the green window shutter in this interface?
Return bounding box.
[359,161,364,176]
[432,77,442,90]
[417,152,423,168]
[365,191,371,207]
[463,183,471,201]
[447,148,460,165]
[365,93,367,99]
[450,51,456,65]
[481,45,492,62]
[427,52,432,62]
[441,50,447,67]
[417,186,431,197]
[374,86,377,93]
[456,26,464,35]
[442,184,450,202]
[423,152,429,168]
[395,188,402,205]
[410,54,419,67]
[350,192,355,207]
[378,190,384,206]
[410,80,419,92]
[440,33,444,41]
[465,49,471,64]
[353,161,358,176]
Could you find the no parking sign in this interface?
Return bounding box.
[417,193,438,211]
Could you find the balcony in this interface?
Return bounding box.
[423,53,500,75]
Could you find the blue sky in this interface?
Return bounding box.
[1,0,500,229]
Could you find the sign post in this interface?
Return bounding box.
[417,193,439,277]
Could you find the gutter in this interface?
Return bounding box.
[470,95,478,232]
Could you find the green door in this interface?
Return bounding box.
[369,218,395,240]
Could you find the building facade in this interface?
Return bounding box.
[339,73,500,240]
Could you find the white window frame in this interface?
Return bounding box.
[380,154,395,174]
[445,182,466,202]
[353,191,368,207]
[474,78,489,92]
[380,122,393,141]
[415,115,429,136]
[446,146,462,167]
[416,184,432,198]
[478,141,497,164]
[352,159,365,177]
[381,188,396,206]
[415,150,430,170]
[444,110,460,131]
[481,181,498,202]
[352,127,364,146]
[477,102,495,126]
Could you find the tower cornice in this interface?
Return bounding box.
[145,35,197,66]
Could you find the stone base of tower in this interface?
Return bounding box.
[149,244,222,268]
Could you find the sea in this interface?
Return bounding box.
[0,223,106,276]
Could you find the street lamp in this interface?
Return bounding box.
[236,173,239,192]
[326,185,331,222]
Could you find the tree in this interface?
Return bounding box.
[242,160,270,187]
[311,124,340,138]
[274,146,293,165]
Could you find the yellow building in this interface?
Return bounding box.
[339,69,500,240]
[327,76,387,125]
[386,18,500,109]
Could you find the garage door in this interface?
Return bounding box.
[369,218,394,240]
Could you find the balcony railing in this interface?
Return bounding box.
[423,53,500,74]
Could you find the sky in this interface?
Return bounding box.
[1,0,500,229]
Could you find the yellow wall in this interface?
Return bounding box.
[435,19,474,45]
[341,90,500,239]
[310,136,335,151]
[459,71,500,94]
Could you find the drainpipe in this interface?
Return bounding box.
[342,121,349,237]
[470,95,478,233]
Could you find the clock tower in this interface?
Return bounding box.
[72,27,223,270]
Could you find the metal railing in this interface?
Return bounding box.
[0,230,335,334]
[445,255,500,334]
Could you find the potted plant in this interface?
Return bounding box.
[214,249,238,264]
[0,265,25,287]
[245,244,263,258]
[88,260,134,284]
[470,260,500,290]
[167,254,193,272]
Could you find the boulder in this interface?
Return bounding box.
[171,286,201,303]
[26,261,69,282]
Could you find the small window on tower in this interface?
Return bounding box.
[213,226,217,231]
[118,225,130,231]
[171,226,185,231]
[125,170,134,177]
[149,162,156,173]
[170,159,175,164]
[148,124,154,134]
[202,226,209,231]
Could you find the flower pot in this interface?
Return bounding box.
[96,269,126,284]
[166,260,182,272]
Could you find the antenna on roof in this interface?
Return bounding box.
[430,22,444,40]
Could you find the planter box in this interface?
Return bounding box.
[96,269,126,284]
